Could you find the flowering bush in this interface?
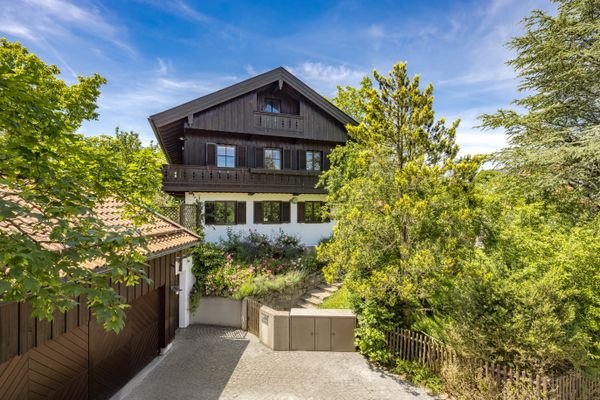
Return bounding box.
[190,230,321,307]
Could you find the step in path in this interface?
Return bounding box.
[295,283,341,309]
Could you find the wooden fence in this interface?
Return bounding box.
[246,298,261,336]
[385,327,600,400]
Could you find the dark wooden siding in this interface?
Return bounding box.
[0,252,180,400]
[257,84,300,115]
[188,87,347,143]
[183,131,336,169]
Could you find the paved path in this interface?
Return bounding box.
[119,325,437,400]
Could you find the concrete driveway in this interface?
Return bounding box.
[117,325,437,400]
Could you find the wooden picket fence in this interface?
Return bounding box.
[384,327,600,400]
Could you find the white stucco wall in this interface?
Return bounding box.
[184,192,334,247]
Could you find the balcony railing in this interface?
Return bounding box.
[253,111,303,133]
[162,165,324,194]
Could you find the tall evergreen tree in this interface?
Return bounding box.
[318,63,482,363]
[481,0,600,215]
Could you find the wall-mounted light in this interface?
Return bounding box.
[171,285,183,293]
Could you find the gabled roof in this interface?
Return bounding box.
[148,67,357,163]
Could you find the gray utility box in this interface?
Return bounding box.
[290,308,356,352]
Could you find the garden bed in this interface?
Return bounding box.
[190,229,325,311]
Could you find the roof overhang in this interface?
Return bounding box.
[149,67,357,164]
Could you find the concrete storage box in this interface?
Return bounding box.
[259,305,290,351]
[290,308,356,352]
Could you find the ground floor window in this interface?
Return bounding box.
[205,201,246,225]
[254,201,291,224]
[298,201,328,223]
[262,201,281,223]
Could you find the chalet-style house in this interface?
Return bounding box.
[149,67,356,246]
[0,196,200,400]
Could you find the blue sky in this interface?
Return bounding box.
[1,0,554,155]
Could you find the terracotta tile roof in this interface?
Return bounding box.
[1,188,200,266]
[94,199,200,258]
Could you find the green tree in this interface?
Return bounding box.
[0,39,149,331]
[481,0,600,215]
[318,62,483,363]
[86,128,174,209]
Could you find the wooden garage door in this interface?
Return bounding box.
[89,288,161,400]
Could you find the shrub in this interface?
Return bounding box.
[190,243,226,310]
[219,229,304,262]
[233,270,305,300]
[394,359,442,395]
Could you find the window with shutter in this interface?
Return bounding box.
[206,143,216,166]
[255,147,264,168]
[297,202,305,223]
[236,202,246,224]
[297,150,306,170]
[254,201,263,224]
[281,201,290,223]
[262,201,281,223]
[283,149,292,169]
[204,202,216,224]
[236,146,247,168]
[204,201,235,225]
[299,201,326,223]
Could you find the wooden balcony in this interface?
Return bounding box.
[162,165,325,194]
[253,112,303,133]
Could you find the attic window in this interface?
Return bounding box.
[264,98,281,113]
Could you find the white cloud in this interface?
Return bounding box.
[286,62,366,95]
[366,24,385,39]
[244,64,257,76]
[0,0,133,55]
[81,68,240,143]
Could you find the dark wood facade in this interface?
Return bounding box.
[150,67,356,195]
[0,252,181,400]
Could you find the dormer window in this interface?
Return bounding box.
[264,98,281,113]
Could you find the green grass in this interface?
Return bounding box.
[319,286,351,309]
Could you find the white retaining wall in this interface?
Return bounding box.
[184,192,334,246]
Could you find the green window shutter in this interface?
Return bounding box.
[204,201,215,225]
[281,201,291,223]
[297,202,305,223]
[253,201,263,224]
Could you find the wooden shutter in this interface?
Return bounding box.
[255,147,264,168]
[236,201,246,224]
[298,150,306,170]
[297,202,305,223]
[253,201,263,224]
[204,201,215,224]
[323,151,330,171]
[281,202,290,223]
[236,146,247,168]
[283,149,292,169]
[206,143,216,166]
